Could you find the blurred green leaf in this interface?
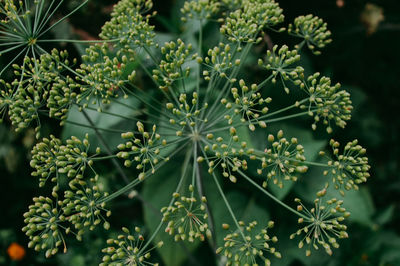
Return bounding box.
[62,96,140,153]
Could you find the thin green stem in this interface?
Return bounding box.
[198,144,246,241]
[100,140,189,203]
[36,38,121,44]
[233,166,309,220]
[35,0,65,35]
[81,109,130,184]
[37,0,89,39]
[141,145,193,251]
[0,46,28,77]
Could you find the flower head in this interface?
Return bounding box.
[161,185,211,242]
[288,14,332,55]
[101,227,163,266]
[221,0,284,44]
[100,0,156,53]
[22,196,69,258]
[203,43,239,81]
[298,72,353,133]
[221,79,271,131]
[217,221,281,266]
[153,39,198,90]
[76,44,132,109]
[323,139,370,194]
[258,45,304,93]
[181,0,220,21]
[30,134,101,189]
[117,122,168,179]
[257,130,307,188]
[63,177,111,232]
[290,187,350,256]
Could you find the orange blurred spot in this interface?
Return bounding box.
[336,0,345,8]
[7,242,26,261]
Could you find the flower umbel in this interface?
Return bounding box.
[323,139,370,194]
[100,227,163,266]
[161,185,211,242]
[290,187,350,256]
[217,221,281,266]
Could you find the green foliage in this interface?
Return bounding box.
[2,0,392,265]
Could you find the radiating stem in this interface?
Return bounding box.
[232,165,310,220]
[100,141,189,203]
[198,145,247,241]
[138,144,193,252]
[81,109,130,184]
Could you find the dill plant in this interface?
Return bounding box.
[0,0,371,265]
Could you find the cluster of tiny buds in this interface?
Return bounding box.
[100,0,156,53]
[153,39,198,90]
[117,122,168,180]
[161,185,211,242]
[22,196,68,258]
[166,92,208,134]
[203,43,240,81]
[298,72,353,133]
[258,44,304,94]
[216,220,281,266]
[291,185,349,256]
[220,0,284,44]
[63,177,111,232]
[101,226,163,266]
[320,139,370,194]
[258,130,307,188]
[181,0,220,21]
[288,14,332,55]
[30,134,101,190]
[76,44,132,109]
[198,133,250,183]
[221,79,271,131]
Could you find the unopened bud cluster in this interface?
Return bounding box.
[202,133,249,183]
[161,185,211,242]
[31,134,101,190]
[166,92,208,134]
[323,139,370,194]
[221,0,284,44]
[76,44,131,109]
[290,186,349,256]
[25,134,109,257]
[100,0,156,53]
[181,0,220,21]
[22,196,68,258]
[288,14,332,55]
[203,43,239,81]
[221,79,271,131]
[217,220,281,265]
[63,176,111,232]
[117,122,168,180]
[153,39,197,90]
[7,50,71,136]
[299,72,353,133]
[258,130,307,188]
[258,44,304,93]
[101,226,163,266]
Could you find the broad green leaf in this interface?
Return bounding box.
[62,96,140,153]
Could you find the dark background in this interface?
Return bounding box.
[0,0,399,265]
